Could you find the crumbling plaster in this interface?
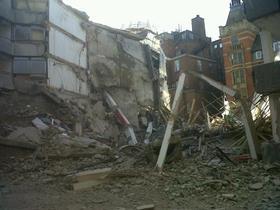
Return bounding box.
[87,24,155,127]
[87,24,154,106]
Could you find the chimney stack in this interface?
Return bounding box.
[192,15,206,38]
[230,0,241,8]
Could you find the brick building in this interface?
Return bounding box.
[220,0,280,99]
[160,15,225,121]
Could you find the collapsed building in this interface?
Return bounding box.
[0,0,167,144]
[0,0,89,94]
[0,1,280,209]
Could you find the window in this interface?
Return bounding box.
[181,32,187,40]
[13,0,29,10]
[14,25,45,41]
[273,41,280,52]
[31,28,45,41]
[14,26,29,40]
[231,35,239,46]
[189,33,194,40]
[12,0,48,12]
[181,49,186,54]
[220,43,223,48]
[197,60,202,72]
[253,51,263,60]
[231,51,244,65]
[232,69,245,85]
[174,60,180,72]
[175,49,181,56]
[13,57,46,75]
[214,44,218,49]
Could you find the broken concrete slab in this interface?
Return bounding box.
[72,168,112,190]
[221,194,236,201]
[36,135,112,159]
[0,127,41,149]
[136,204,155,210]
[249,182,264,190]
[74,168,112,183]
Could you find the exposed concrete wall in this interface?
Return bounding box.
[47,0,89,95]
[48,27,87,68]
[48,58,89,96]
[49,0,87,41]
[0,0,13,21]
[87,24,154,127]
[0,0,90,95]
[12,0,48,24]
[13,0,48,13]
[0,20,13,55]
[87,24,154,105]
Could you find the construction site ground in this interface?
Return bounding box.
[0,91,280,210]
[1,145,280,210]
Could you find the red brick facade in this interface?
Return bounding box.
[160,17,224,120]
[221,30,263,98]
[220,1,264,99]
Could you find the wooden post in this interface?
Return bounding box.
[239,99,259,159]
[187,70,259,159]
[187,99,196,125]
[156,73,185,170]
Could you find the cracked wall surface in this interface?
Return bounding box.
[87,23,154,127]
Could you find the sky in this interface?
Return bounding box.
[63,0,231,40]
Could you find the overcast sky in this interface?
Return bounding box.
[63,0,231,40]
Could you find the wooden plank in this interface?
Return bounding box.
[156,73,185,170]
[187,70,259,160]
[72,168,112,191]
[188,70,237,97]
[136,204,155,210]
[75,168,112,182]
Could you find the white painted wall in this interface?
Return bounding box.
[49,0,86,41]
[49,27,87,68]
[48,58,89,95]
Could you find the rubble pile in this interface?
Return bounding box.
[0,87,279,209]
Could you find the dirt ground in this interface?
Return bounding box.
[1,145,280,210]
[0,91,280,210]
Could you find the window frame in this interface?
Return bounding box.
[231,50,244,65]
[232,69,245,85]
[254,50,263,60]
[174,60,180,72]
